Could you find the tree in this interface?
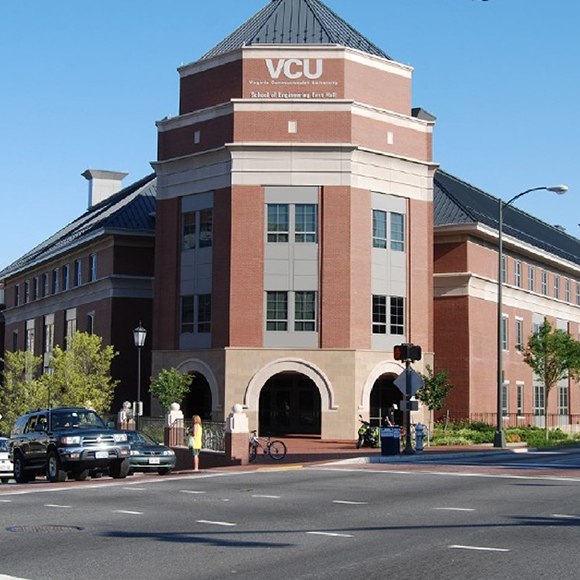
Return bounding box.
[524,320,580,441]
[42,332,119,414]
[0,350,46,436]
[417,365,454,429]
[149,368,193,412]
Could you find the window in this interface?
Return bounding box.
[528,266,535,292]
[62,264,70,291]
[14,284,19,307]
[501,381,508,417]
[199,209,213,248]
[295,291,316,331]
[372,210,387,249]
[266,291,288,331]
[577,282,580,307]
[390,213,405,252]
[515,318,523,352]
[565,278,570,302]
[12,331,18,352]
[516,383,524,416]
[198,294,211,333]
[558,384,569,416]
[26,325,35,354]
[52,269,59,294]
[182,212,196,250]
[514,261,522,287]
[42,273,49,297]
[501,256,507,283]
[533,383,545,416]
[74,260,82,287]
[66,317,77,349]
[372,295,405,335]
[541,270,548,295]
[390,297,405,335]
[181,295,211,333]
[24,280,30,303]
[89,254,97,282]
[44,320,54,354]
[33,277,39,300]
[87,313,94,335]
[267,204,289,243]
[295,205,317,243]
[501,316,509,350]
[554,275,560,299]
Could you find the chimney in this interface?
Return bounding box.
[81,169,128,208]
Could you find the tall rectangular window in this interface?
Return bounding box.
[501,382,509,417]
[33,277,39,301]
[295,291,316,331]
[267,204,289,243]
[89,254,97,282]
[26,327,35,354]
[87,313,95,335]
[52,269,59,294]
[42,273,49,297]
[62,264,70,291]
[390,297,405,335]
[516,383,524,416]
[181,296,195,333]
[528,266,535,292]
[198,294,211,333]
[558,384,569,416]
[390,212,405,252]
[372,295,387,334]
[501,256,507,283]
[12,331,18,352]
[534,383,545,416]
[295,205,317,243]
[66,318,77,349]
[74,260,82,287]
[501,316,509,350]
[24,280,30,303]
[266,291,288,331]
[541,270,548,295]
[554,274,560,299]
[199,209,213,248]
[14,284,19,307]
[372,210,387,249]
[565,278,570,302]
[44,321,54,354]
[182,212,196,250]
[514,260,522,287]
[577,282,580,307]
[515,318,523,352]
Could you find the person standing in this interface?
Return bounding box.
[382,404,397,427]
[188,415,203,471]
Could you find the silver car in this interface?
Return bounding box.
[0,438,13,483]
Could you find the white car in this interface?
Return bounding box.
[0,437,13,483]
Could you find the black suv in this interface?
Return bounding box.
[10,407,131,483]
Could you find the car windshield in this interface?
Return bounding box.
[127,432,159,445]
[50,410,106,430]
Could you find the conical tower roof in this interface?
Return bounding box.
[201,0,390,61]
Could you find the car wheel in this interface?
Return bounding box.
[1,477,9,484]
[72,469,90,481]
[157,467,172,475]
[47,450,67,483]
[109,458,130,479]
[13,454,30,484]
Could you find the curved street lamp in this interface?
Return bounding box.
[133,323,147,431]
[494,185,568,448]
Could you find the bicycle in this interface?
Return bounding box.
[248,430,287,461]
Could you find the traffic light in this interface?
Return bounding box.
[393,343,422,362]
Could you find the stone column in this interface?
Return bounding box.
[225,403,249,466]
[164,403,185,447]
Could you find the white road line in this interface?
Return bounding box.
[552,514,580,519]
[434,507,475,512]
[112,510,143,515]
[44,504,71,508]
[197,520,236,527]
[450,545,510,552]
[307,531,353,538]
[0,499,12,503]
[252,494,281,499]
[123,487,147,491]
[180,490,206,494]
[332,500,368,505]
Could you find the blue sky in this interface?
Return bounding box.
[1,0,578,270]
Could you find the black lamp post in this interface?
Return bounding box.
[494,185,567,448]
[132,323,147,431]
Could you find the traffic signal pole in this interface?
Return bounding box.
[402,359,415,455]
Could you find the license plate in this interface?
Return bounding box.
[148,457,160,464]
[95,451,109,459]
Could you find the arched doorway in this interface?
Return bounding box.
[370,374,402,426]
[259,372,321,436]
[182,373,212,421]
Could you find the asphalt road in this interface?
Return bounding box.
[1,453,580,580]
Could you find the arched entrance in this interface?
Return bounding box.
[369,374,403,426]
[259,372,321,436]
[182,374,212,421]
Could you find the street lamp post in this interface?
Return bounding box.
[132,323,147,431]
[494,185,568,448]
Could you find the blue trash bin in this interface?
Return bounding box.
[380,427,400,456]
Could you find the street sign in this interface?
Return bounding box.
[393,368,424,396]
[399,400,419,412]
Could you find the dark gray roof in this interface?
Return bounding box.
[201,0,390,61]
[434,170,580,267]
[0,174,156,279]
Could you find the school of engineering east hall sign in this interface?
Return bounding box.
[246,57,341,100]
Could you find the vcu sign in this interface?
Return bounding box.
[265,58,323,80]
